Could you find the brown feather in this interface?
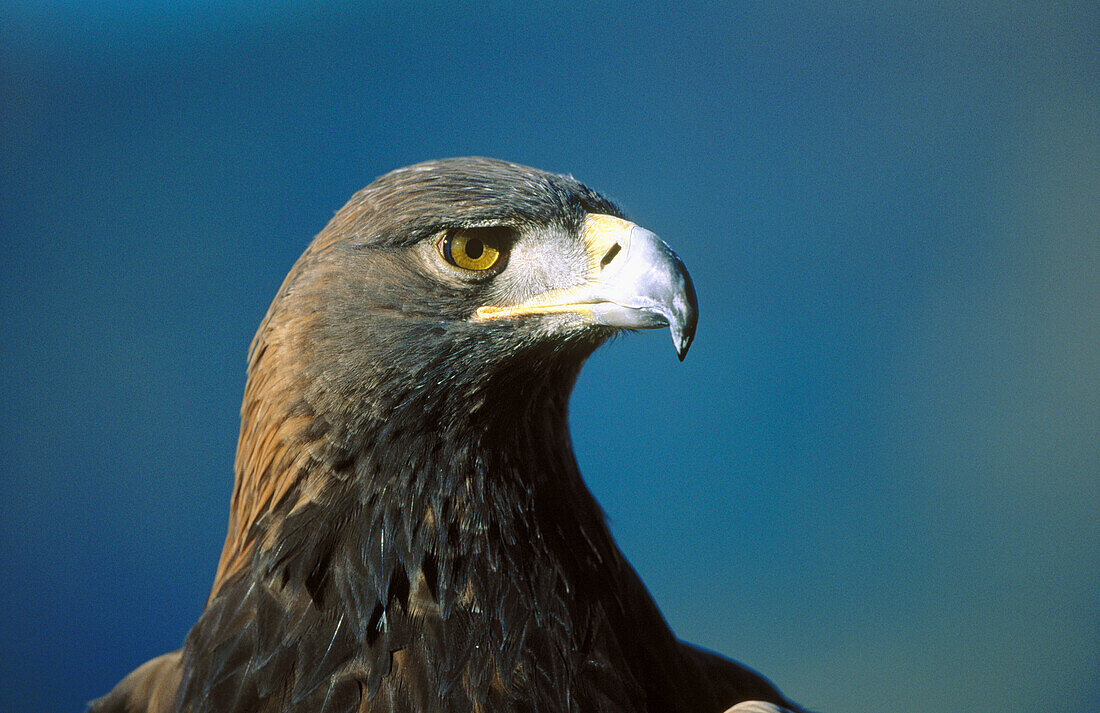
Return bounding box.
[88,652,182,713]
[94,158,806,713]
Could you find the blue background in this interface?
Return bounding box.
[2,3,1097,712]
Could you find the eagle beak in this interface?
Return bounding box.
[476,214,699,360]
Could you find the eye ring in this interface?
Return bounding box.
[439,229,504,271]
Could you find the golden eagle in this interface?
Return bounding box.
[92,158,804,713]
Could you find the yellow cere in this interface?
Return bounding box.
[581,214,634,271]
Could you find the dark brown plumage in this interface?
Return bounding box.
[92,158,804,713]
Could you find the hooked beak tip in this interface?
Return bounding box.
[675,332,693,361]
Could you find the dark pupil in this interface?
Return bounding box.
[465,238,484,260]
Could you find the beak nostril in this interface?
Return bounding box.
[600,243,621,269]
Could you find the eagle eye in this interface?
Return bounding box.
[439,228,505,272]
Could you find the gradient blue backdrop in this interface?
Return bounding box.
[2,3,1097,712]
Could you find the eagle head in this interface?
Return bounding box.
[213,157,698,597]
[92,159,801,713]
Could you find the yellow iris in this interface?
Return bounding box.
[440,230,502,271]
